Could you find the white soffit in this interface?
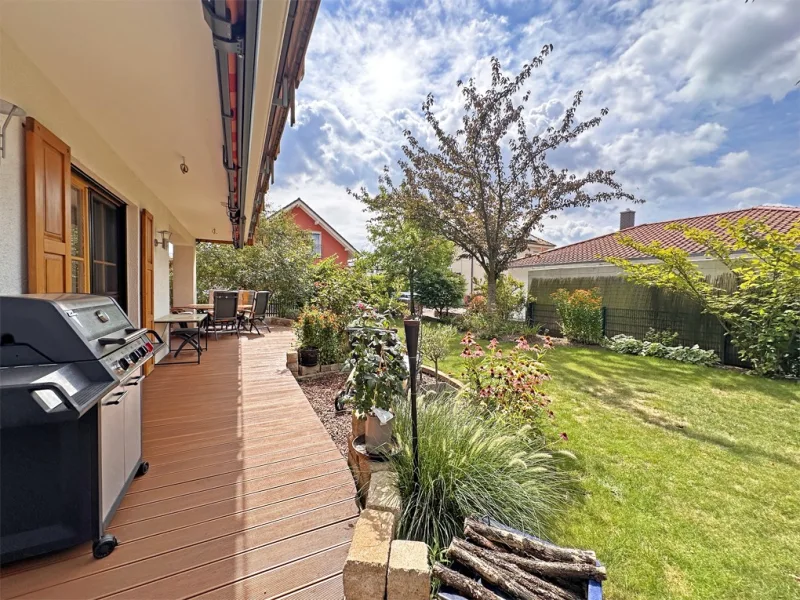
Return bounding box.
[1,0,287,242]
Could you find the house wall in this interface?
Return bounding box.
[288,205,349,265]
[514,257,732,295]
[172,244,197,307]
[453,242,553,295]
[0,116,26,294]
[0,30,195,359]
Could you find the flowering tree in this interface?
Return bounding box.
[362,45,640,311]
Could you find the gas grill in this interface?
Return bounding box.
[0,294,163,563]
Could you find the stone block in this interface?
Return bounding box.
[387,540,430,600]
[288,364,298,376]
[365,470,402,523]
[343,509,395,600]
[298,364,320,376]
[286,351,298,365]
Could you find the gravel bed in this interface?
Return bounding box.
[297,373,350,457]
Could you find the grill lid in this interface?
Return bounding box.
[0,294,136,366]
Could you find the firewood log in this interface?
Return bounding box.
[465,518,597,565]
[432,563,504,600]
[448,539,560,600]
[452,538,580,600]
[465,526,607,581]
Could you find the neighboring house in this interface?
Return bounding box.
[0,0,318,352]
[453,236,555,295]
[277,198,357,266]
[508,206,800,288]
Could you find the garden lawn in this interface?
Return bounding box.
[411,324,800,600]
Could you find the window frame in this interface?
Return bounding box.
[310,231,322,257]
[69,175,91,293]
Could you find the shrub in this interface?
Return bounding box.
[461,333,554,428]
[644,328,679,346]
[420,324,456,378]
[294,307,346,364]
[390,392,570,552]
[476,274,526,321]
[551,288,604,345]
[603,334,718,365]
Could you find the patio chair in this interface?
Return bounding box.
[241,290,272,334]
[169,308,207,357]
[208,291,240,340]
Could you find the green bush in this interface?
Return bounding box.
[294,307,346,364]
[417,268,466,316]
[644,328,679,346]
[390,392,570,552]
[551,288,604,345]
[476,274,526,321]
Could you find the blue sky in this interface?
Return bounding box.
[267,0,800,250]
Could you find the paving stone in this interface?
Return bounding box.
[343,509,395,600]
[365,470,402,523]
[387,540,430,600]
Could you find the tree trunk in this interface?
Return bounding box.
[486,267,497,312]
[465,518,597,565]
[432,563,503,600]
[447,540,541,600]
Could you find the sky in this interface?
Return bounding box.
[266,0,800,250]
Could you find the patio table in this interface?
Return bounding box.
[154,313,208,365]
[175,303,252,312]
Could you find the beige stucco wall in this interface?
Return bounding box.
[0,30,197,357]
[453,242,553,295]
[172,244,197,308]
[0,115,26,294]
[515,257,732,290]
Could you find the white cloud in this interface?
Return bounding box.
[266,0,800,252]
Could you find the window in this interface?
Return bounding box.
[311,232,322,256]
[70,177,90,292]
[71,171,127,310]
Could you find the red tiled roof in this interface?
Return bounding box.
[509,206,800,268]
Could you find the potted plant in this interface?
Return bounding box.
[346,305,408,452]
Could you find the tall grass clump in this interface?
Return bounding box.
[390,392,570,552]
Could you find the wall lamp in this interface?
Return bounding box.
[154,230,173,250]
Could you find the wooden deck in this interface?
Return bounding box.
[0,328,357,599]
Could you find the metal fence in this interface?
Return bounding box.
[265,298,300,318]
[526,302,749,367]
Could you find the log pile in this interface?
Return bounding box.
[433,518,606,600]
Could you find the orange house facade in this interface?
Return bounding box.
[280,198,357,266]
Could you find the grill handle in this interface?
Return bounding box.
[145,329,165,344]
[98,328,149,346]
[3,382,74,413]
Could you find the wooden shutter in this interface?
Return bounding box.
[141,209,155,375]
[26,118,72,293]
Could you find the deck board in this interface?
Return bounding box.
[0,329,355,599]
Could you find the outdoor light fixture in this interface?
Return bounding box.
[154,230,173,250]
[403,318,421,488]
[0,99,26,164]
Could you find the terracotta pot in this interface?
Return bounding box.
[298,347,319,367]
[352,414,366,438]
[365,413,393,453]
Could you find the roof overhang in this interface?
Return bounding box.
[0,0,317,246]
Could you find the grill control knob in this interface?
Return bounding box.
[129,352,140,364]
[138,347,147,358]
[118,357,130,370]
[144,342,154,353]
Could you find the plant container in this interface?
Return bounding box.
[298,347,319,367]
[364,411,393,453]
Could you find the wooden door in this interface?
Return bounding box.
[26,118,72,293]
[140,209,155,375]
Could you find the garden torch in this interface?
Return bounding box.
[403,318,421,488]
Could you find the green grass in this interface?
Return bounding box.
[401,321,800,599]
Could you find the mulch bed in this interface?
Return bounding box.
[297,373,350,457]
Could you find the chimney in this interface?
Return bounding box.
[620,209,636,230]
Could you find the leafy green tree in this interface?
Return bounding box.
[420,323,456,379]
[362,209,455,316]
[608,218,800,376]
[417,269,466,316]
[360,46,639,311]
[196,209,315,310]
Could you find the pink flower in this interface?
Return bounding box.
[473,345,485,357]
[515,337,530,351]
[559,432,569,441]
[460,348,472,358]
[495,350,503,358]
[488,338,498,349]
